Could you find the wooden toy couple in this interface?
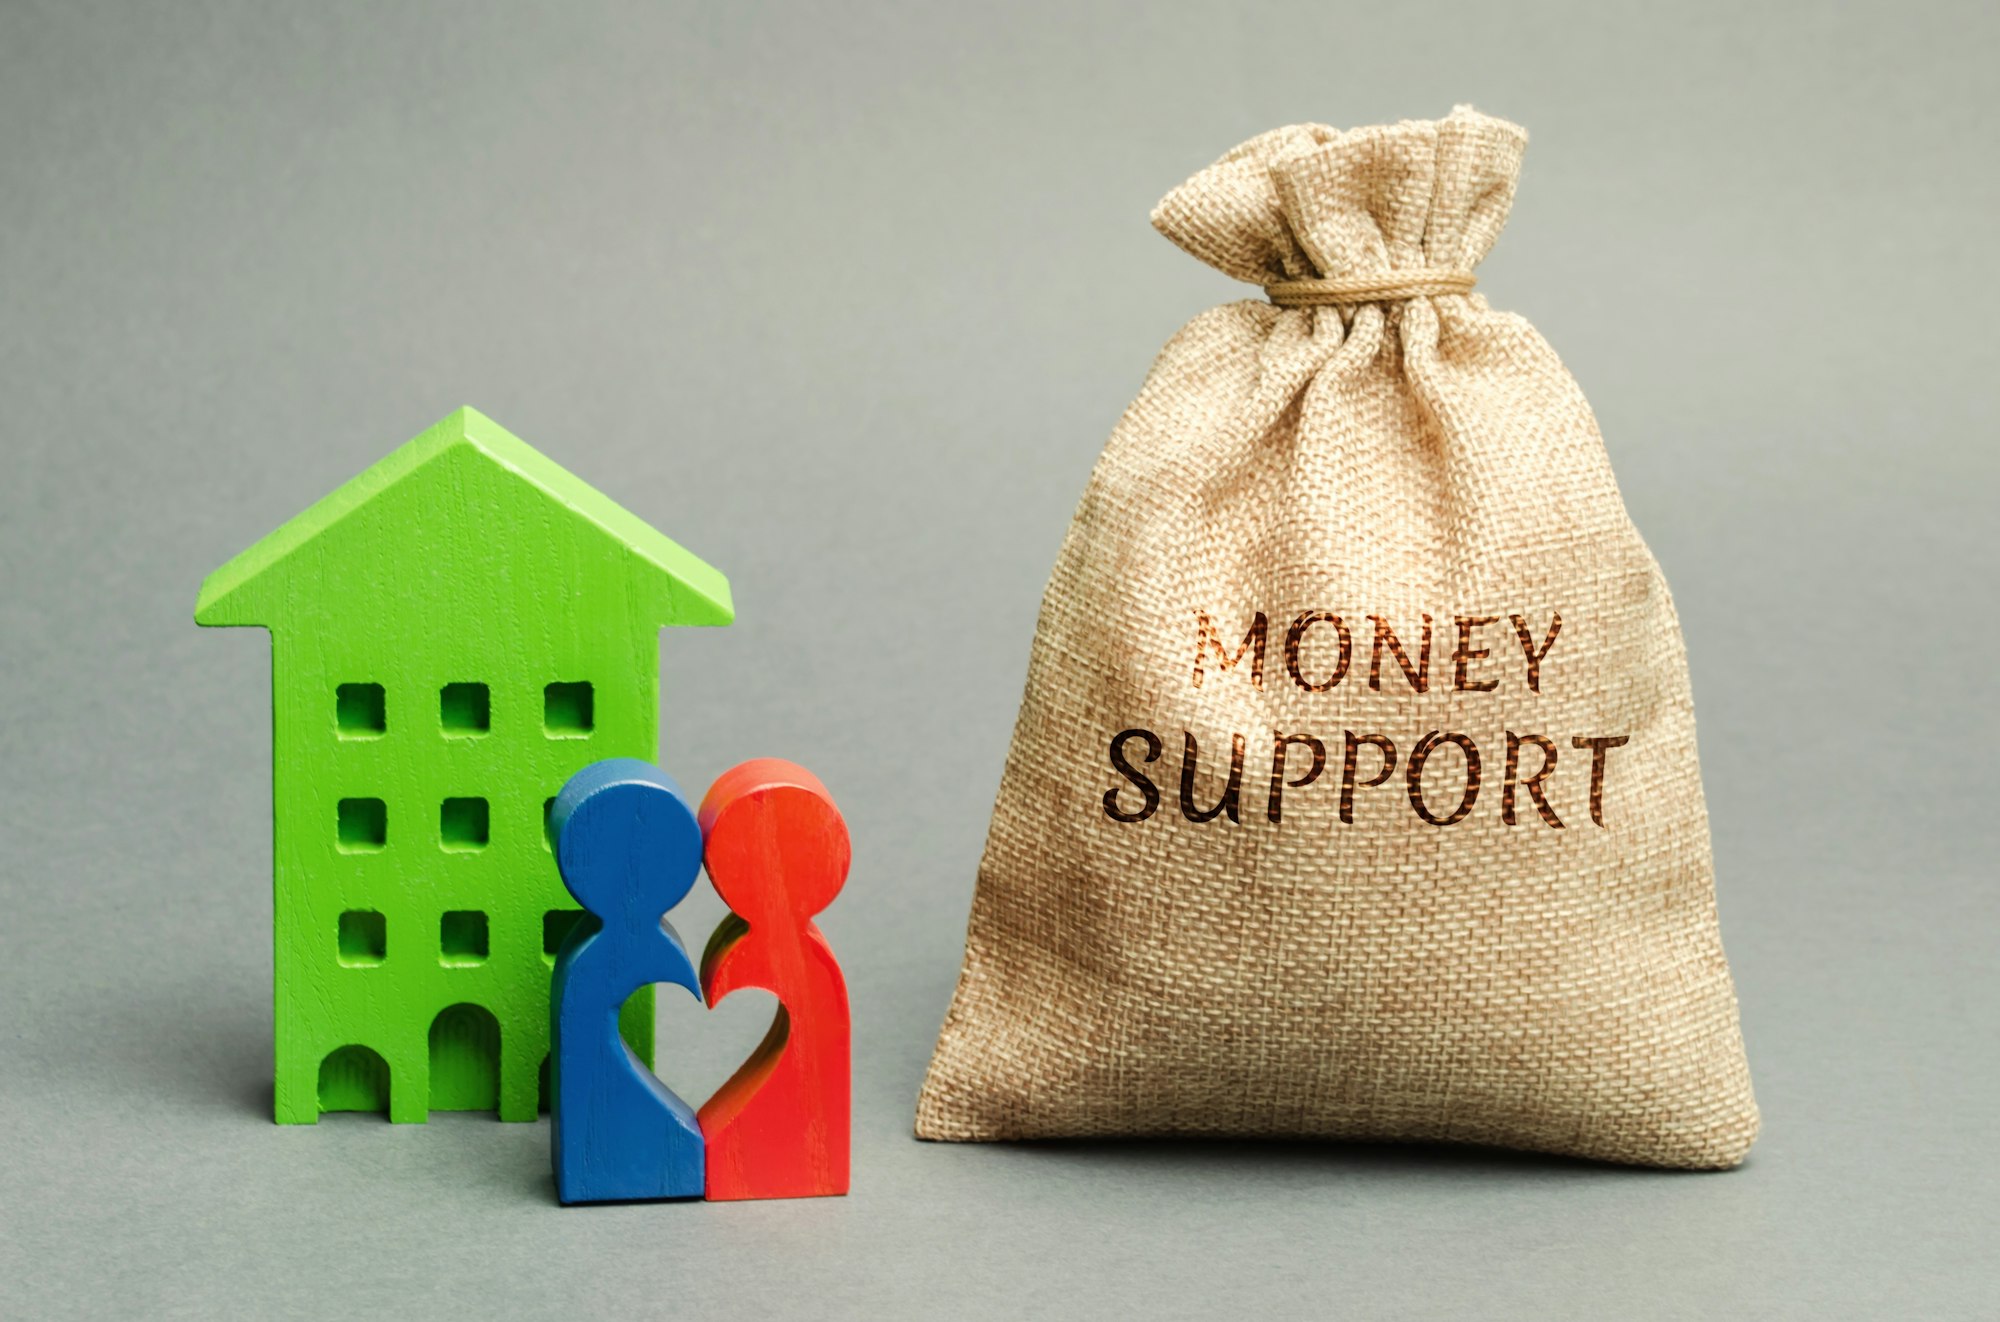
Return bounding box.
[548,757,849,1205]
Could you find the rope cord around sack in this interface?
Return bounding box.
[1264,271,1477,306]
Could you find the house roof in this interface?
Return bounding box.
[194,407,733,627]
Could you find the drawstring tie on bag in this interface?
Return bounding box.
[1264,271,1476,306]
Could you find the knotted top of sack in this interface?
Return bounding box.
[1151,106,1527,303]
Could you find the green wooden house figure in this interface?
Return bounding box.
[195,407,732,1123]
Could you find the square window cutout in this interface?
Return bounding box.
[544,682,594,736]
[338,910,386,966]
[543,909,597,963]
[542,797,555,852]
[337,797,387,851]
[440,682,490,736]
[440,797,489,851]
[336,683,385,737]
[440,910,489,965]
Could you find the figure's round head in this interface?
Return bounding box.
[699,759,850,924]
[551,759,702,921]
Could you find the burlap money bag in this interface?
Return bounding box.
[915,107,1757,1169]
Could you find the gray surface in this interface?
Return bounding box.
[2,1,1995,1317]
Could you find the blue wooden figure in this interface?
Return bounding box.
[549,759,706,1204]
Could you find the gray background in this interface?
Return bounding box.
[3,1,1995,1317]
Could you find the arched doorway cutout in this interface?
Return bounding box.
[429,1002,501,1114]
[319,1044,390,1117]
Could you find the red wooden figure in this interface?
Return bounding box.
[696,758,851,1200]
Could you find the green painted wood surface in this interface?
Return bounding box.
[196,407,732,1123]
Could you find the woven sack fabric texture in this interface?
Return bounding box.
[915,107,1757,1169]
